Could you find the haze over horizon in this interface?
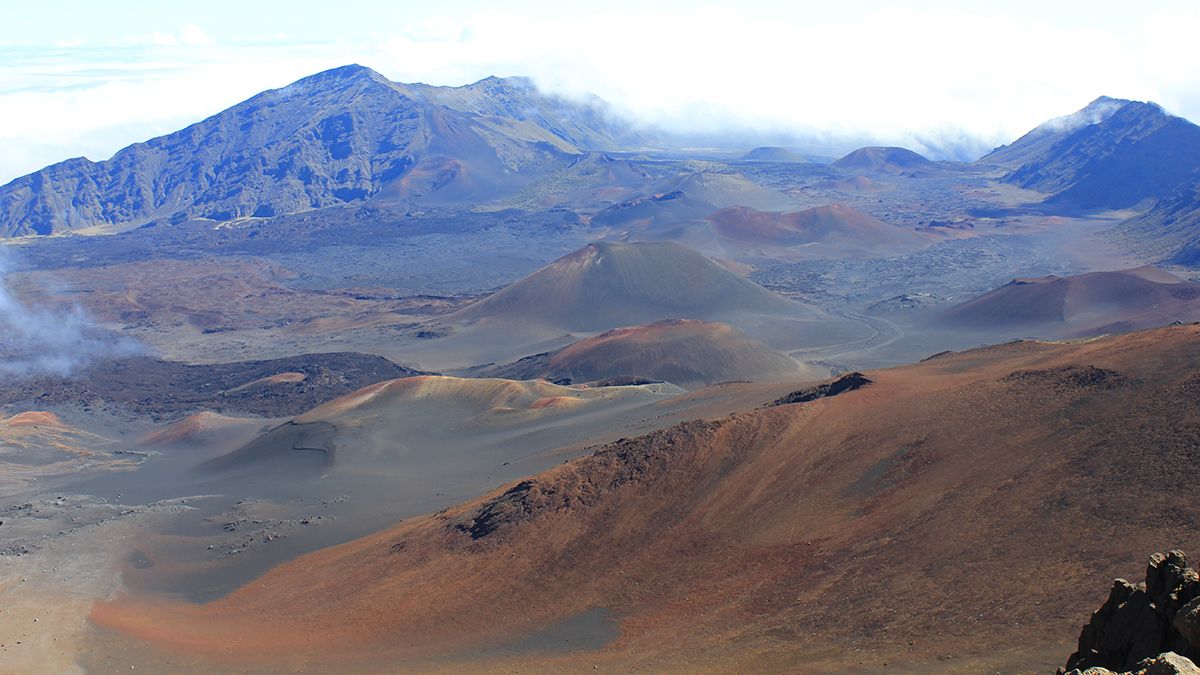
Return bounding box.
[2,0,1199,184]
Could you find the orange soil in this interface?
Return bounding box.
[92,326,1200,671]
[5,411,64,428]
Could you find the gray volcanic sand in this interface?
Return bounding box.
[34,377,807,612]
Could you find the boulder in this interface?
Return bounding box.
[1064,551,1200,672]
[1065,652,1200,675]
[1175,598,1200,648]
[1133,652,1200,675]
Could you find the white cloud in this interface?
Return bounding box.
[360,6,1199,157]
[0,4,1199,183]
[128,24,215,47]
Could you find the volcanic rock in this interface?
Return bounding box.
[1063,550,1200,672]
[768,371,871,406]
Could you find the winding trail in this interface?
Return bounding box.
[787,309,907,370]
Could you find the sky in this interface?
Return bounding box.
[1,0,1198,183]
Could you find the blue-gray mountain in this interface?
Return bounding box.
[0,65,637,237]
[1118,181,1200,264]
[981,96,1200,211]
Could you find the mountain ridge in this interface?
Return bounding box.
[984,96,1200,210]
[0,65,634,236]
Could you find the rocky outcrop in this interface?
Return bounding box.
[1176,598,1200,647]
[769,372,871,406]
[1066,652,1200,675]
[1001,365,1130,392]
[446,420,723,543]
[1063,551,1200,673]
[454,480,538,540]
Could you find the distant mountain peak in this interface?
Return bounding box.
[291,63,390,87]
[1083,95,1167,114]
[323,63,380,77]
[981,95,1200,209]
[981,96,1170,167]
[1073,95,1129,121]
[467,74,535,89]
[0,64,637,236]
[260,63,407,107]
[1026,97,1127,137]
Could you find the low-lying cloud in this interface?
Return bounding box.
[2,3,1200,181]
[0,247,140,378]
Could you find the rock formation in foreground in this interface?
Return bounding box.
[1062,550,1200,674]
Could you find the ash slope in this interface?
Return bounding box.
[0,65,632,236]
[366,240,872,373]
[0,411,130,493]
[941,266,1200,337]
[704,203,929,257]
[476,319,818,388]
[199,375,683,477]
[93,325,1200,671]
[447,240,810,332]
[831,146,935,173]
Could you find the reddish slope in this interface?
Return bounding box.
[707,203,926,254]
[448,241,811,332]
[483,319,819,388]
[943,266,1200,336]
[94,326,1200,671]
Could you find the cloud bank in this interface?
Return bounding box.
[1,3,1199,182]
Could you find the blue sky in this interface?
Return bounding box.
[1,0,1198,182]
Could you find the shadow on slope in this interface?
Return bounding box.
[91,325,1200,671]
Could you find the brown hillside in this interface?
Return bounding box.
[707,203,926,254]
[943,266,1200,336]
[481,319,819,388]
[92,325,1200,671]
[448,241,811,332]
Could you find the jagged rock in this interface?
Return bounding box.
[454,480,537,540]
[769,372,871,407]
[1065,652,1200,675]
[1147,551,1194,604]
[1000,365,1130,392]
[1064,551,1200,672]
[1176,598,1200,648]
[1133,652,1200,675]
